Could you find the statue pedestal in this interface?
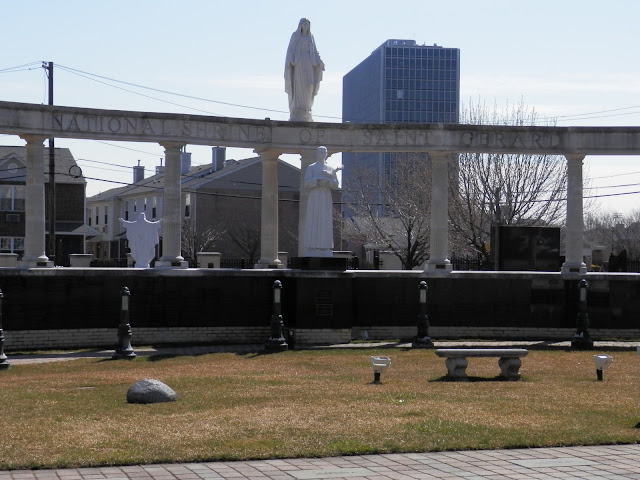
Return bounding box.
[290,257,348,271]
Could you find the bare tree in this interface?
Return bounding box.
[227,221,261,266]
[181,218,225,267]
[585,209,640,260]
[449,100,567,263]
[344,153,431,270]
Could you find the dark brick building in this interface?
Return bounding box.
[0,146,91,266]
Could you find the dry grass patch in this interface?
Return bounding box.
[0,348,639,469]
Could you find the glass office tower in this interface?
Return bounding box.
[342,39,460,214]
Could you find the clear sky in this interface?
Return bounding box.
[1,0,639,214]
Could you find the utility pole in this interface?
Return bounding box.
[45,62,56,264]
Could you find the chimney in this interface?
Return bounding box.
[180,151,191,175]
[156,158,165,175]
[133,160,145,183]
[212,146,226,172]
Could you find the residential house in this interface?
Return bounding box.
[0,146,90,266]
[87,148,342,266]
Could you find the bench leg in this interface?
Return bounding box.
[445,357,468,380]
[499,357,522,381]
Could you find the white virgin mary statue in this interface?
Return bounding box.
[284,18,325,122]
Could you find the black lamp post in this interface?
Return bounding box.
[265,280,288,352]
[113,286,136,359]
[571,279,593,349]
[0,290,10,370]
[412,281,433,348]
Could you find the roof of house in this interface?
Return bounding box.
[0,146,85,185]
[88,156,301,202]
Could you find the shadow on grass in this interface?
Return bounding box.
[429,375,519,383]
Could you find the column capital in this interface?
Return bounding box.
[159,141,185,152]
[19,134,48,144]
[254,148,282,161]
[427,151,455,162]
[564,154,586,163]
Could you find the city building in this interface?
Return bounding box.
[341,39,460,265]
[0,146,92,266]
[342,39,460,207]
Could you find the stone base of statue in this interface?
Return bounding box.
[412,336,434,349]
[571,332,594,349]
[154,259,189,269]
[290,257,348,271]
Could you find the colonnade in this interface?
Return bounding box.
[18,138,587,274]
[255,148,587,274]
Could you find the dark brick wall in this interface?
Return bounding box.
[45,183,85,221]
[1,270,639,336]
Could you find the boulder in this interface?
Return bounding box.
[126,379,177,404]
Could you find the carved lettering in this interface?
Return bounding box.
[238,126,250,140]
[214,125,226,139]
[162,120,171,135]
[52,114,63,129]
[67,116,80,131]
[461,132,473,146]
[531,133,543,148]
[108,118,121,133]
[511,134,524,148]
[375,131,388,145]
[299,129,312,143]
[125,118,137,134]
[141,119,154,134]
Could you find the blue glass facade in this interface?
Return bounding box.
[342,39,460,214]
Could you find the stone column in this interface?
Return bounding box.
[426,152,452,273]
[256,149,283,268]
[155,142,188,268]
[19,135,53,268]
[297,149,316,257]
[562,154,587,274]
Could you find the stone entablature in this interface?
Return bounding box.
[1,101,639,155]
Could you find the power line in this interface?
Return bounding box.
[0,62,42,73]
[55,63,342,120]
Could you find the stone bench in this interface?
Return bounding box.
[435,348,529,381]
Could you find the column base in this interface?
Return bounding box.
[154,260,189,269]
[561,262,587,275]
[19,257,54,269]
[255,259,284,269]
[425,259,453,274]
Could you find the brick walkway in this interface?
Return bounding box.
[1,445,640,479]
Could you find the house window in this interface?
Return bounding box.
[124,201,129,221]
[0,237,24,253]
[104,206,108,225]
[88,208,92,226]
[152,197,157,219]
[95,206,100,226]
[143,197,147,212]
[133,200,137,213]
[184,193,191,218]
[0,185,25,211]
